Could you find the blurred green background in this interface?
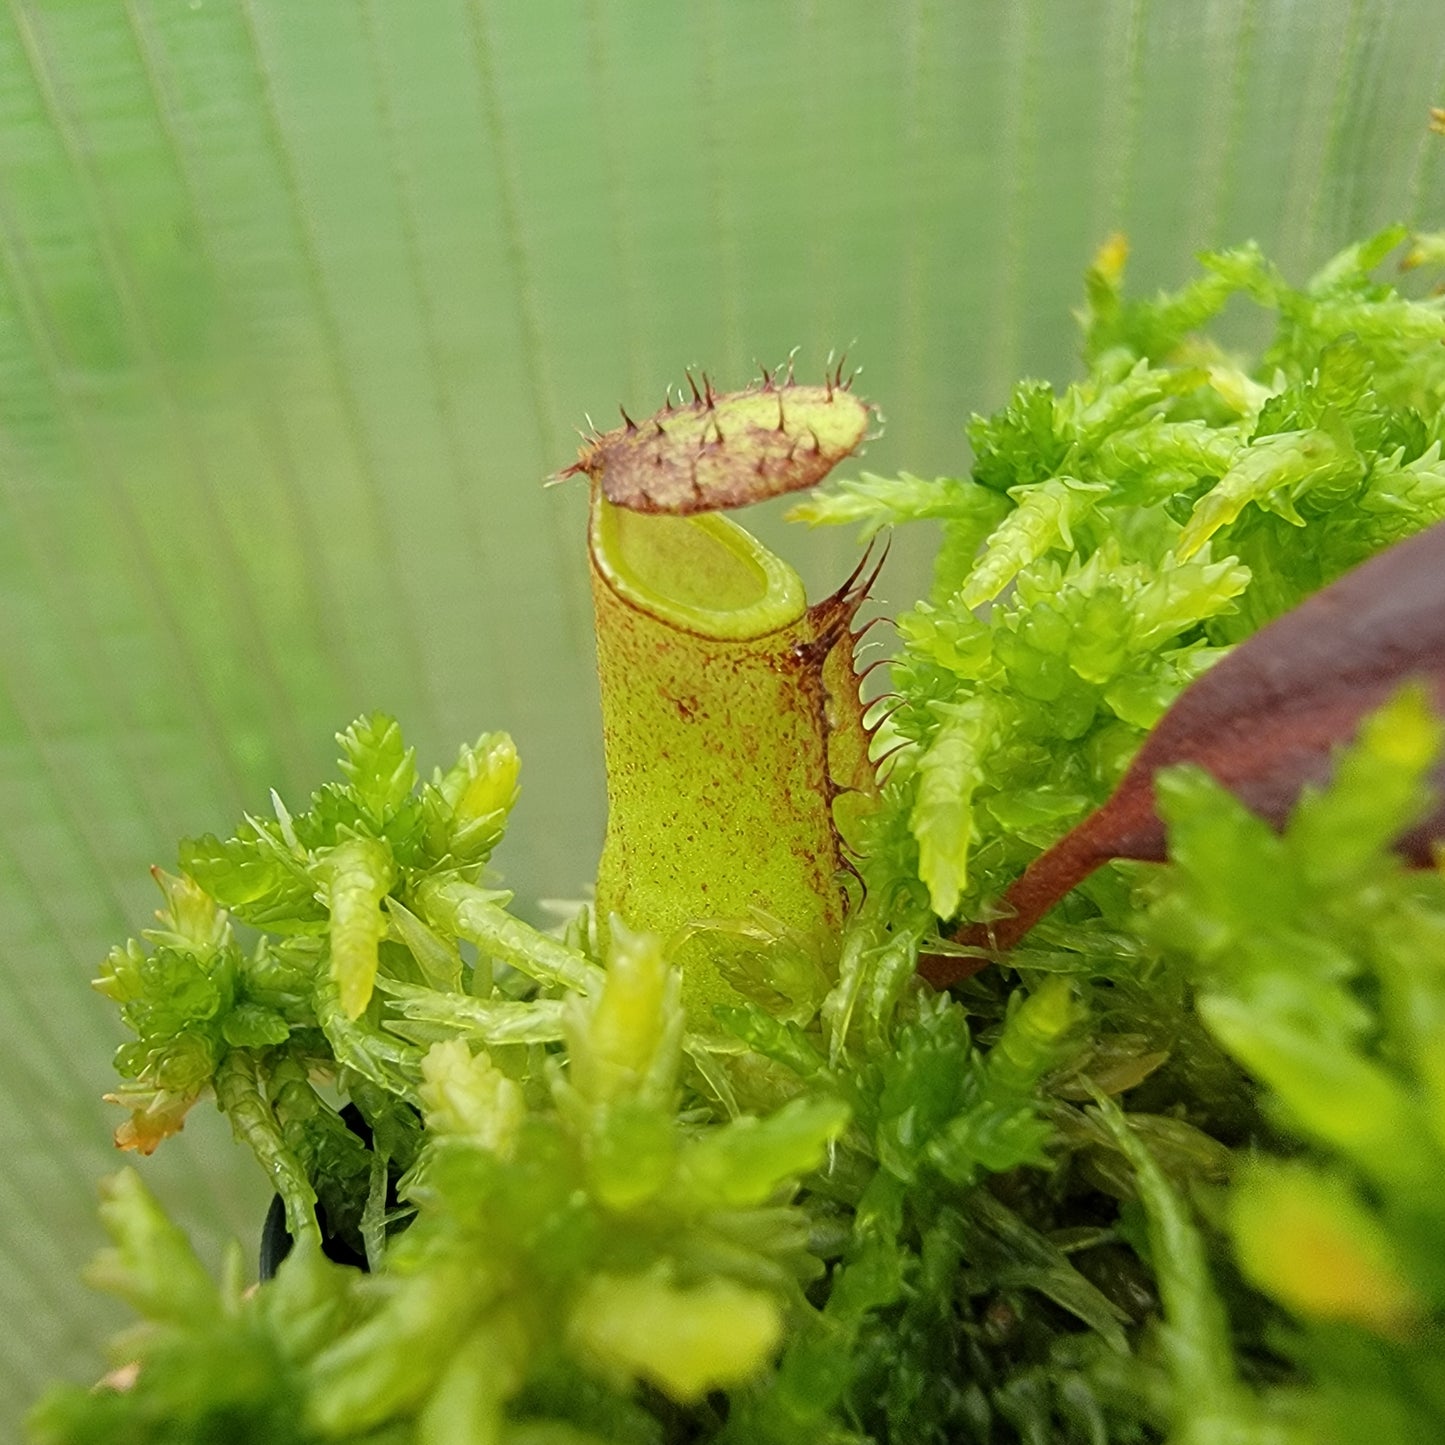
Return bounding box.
[0,0,1441,1424]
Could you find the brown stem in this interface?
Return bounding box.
[916,814,1112,988]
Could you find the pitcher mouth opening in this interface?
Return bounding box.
[589,495,806,641]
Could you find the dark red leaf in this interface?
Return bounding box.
[919,519,1445,987]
